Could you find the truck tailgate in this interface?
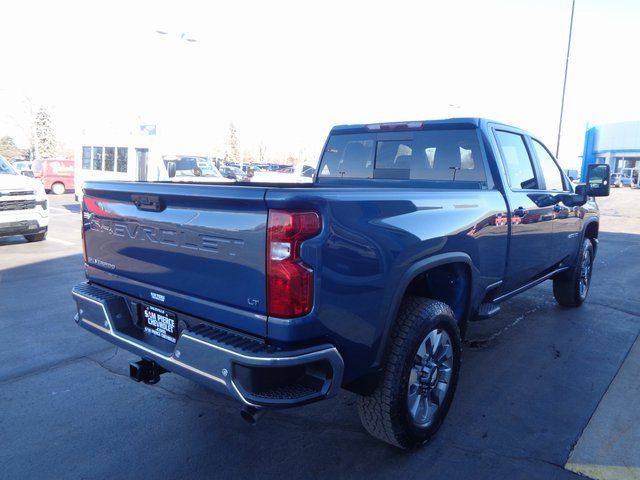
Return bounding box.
[82,182,268,337]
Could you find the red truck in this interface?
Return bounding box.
[33,158,75,195]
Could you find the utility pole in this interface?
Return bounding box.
[556,0,576,159]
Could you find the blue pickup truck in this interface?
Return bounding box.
[72,118,610,448]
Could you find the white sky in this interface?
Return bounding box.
[1,0,639,168]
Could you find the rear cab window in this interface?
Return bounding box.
[318,134,374,178]
[317,128,488,185]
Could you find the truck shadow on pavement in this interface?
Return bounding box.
[0,232,639,479]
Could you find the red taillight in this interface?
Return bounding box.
[267,210,321,318]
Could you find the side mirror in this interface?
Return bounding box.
[21,170,34,177]
[166,161,176,178]
[585,164,610,197]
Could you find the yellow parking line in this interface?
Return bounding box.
[566,462,640,480]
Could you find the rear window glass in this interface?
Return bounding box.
[318,134,374,178]
[318,129,486,182]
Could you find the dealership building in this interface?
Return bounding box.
[581,121,640,180]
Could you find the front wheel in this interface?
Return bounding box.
[357,297,461,449]
[25,229,47,242]
[51,182,66,195]
[553,238,594,307]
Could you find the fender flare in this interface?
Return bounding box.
[373,252,476,367]
[581,218,599,256]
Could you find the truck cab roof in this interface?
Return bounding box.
[330,117,525,135]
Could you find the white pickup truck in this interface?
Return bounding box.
[0,156,49,242]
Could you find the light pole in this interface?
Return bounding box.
[149,30,198,151]
[155,30,197,43]
[556,0,576,159]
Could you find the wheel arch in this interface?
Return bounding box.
[375,252,475,367]
[582,219,599,256]
[51,181,66,193]
[345,253,475,396]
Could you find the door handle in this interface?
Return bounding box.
[513,207,528,217]
[131,194,164,212]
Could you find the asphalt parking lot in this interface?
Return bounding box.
[1,191,639,480]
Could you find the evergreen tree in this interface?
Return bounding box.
[34,106,56,159]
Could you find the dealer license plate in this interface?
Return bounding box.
[141,304,178,343]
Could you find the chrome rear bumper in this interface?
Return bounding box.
[72,282,344,407]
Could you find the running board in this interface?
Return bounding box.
[493,266,569,304]
[475,302,501,320]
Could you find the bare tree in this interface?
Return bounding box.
[258,143,266,163]
[0,136,22,161]
[3,95,38,160]
[225,122,240,164]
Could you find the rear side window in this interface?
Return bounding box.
[531,139,565,191]
[318,129,486,182]
[495,131,538,190]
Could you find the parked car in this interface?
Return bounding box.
[72,118,608,449]
[250,162,315,183]
[12,160,34,176]
[0,155,48,241]
[219,164,247,181]
[163,156,233,183]
[32,158,75,195]
[611,172,622,187]
[617,167,639,187]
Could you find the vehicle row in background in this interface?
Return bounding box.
[610,167,640,188]
[7,158,74,194]
[73,141,317,199]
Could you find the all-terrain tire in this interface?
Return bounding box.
[357,297,461,449]
[553,238,594,307]
[25,229,47,242]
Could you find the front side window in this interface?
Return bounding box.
[495,131,538,190]
[531,139,565,191]
[0,156,17,175]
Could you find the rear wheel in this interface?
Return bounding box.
[51,182,66,195]
[553,238,594,307]
[25,229,47,242]
[357,297,461,449]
